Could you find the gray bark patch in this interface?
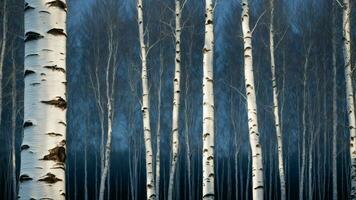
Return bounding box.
[24,32,44,42]
[41,146,66,163]
[19,174,33,182]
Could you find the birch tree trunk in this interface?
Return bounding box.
[269,0,286,199]
[11,45,17,199]
[168,1,182,199]
[0,0,7,127]
[241,0,264,199]
[332,1,338,199]
[202,0,215,199]
[137,0,156,199]
[342,0,356,198]
[20,0,67,199]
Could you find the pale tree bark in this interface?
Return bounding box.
[20,0,67,199]
[202,0,215,199]
[332,1,338,199]
[0,0,7,127]
[342,0,356,198]
[269,0,286,199]
[168,1,182,199]
[11,43,17,199]
[137,0,156,199]
[241,0,264,199]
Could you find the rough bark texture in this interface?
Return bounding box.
[342,0,356,198]
[269,1,286,199]
[202,0,215,199]
[168,1,182,199]
[241,0,264,199]
[20,0,67,199]
[137,0,156,199]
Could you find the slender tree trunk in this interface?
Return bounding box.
[332,1,338,199]
[137,0,156,199]
[20,1,67,199]
[168,1,182,199]
[84,118,88,200]
[342,0,356,198]
[0,0,7,128]
[269,0,286,199]
[241,0,264,199]
[11,45,17,199]
[202,0,215,199]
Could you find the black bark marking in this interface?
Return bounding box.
[43,65,65,73]
[41,146,66,163]
[25,2,35,11]
[60,139,66,146]
[39,10,51,14]
[58,121,67,126]
[206,19,213,25]
[46,132,63,137]
[38,173,62,183]
[203,194,215,198]
[46,0,67,11]
[30,83,40,86]
[26,53,39,58]
[47,28,67,37]
[23,121,34,128]
[254,185,264,190]
[24,70,35,77]
[20,174,33,182]
[21,145,30,151]
[41,97,67,110]
[25,32,44,42]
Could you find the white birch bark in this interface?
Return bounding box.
[269,0,286,199]
[20,0,67,199]
[0,0,7,127]
[168,1,182,199]
[332,2,338,200]
[11,46,17,199]
[342,0,356,198]
[137,0,156,199]
[202,0,215,199]
[241,0,264,199]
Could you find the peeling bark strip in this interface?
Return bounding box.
[24,32,44,42]
[202,0,215,200]
[342,0,356,198]
[20,0,67,199]
[241,0,264,199]
[137,0,156,199]
[47,28,67,37]
[44,65,65,73]
[41,97,67,110]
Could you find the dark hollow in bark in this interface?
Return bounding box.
[19,174,33,182]
[38,173,62,183]
[47,28,67,37]
[21,145,30,151]
[41,97,67,110]
[43,65,65,73]
[23,121,34,128]
[46,132,63,137]
[24,32,44,42]
[24,2,35,11]
[41,146,66,163]
[46,0,67,11]
[24,70,35,77]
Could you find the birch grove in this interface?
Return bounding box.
[202,0,215,199]
[241,0,264,199]
[20,0,67,199]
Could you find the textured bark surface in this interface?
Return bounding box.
[241,0,264,199]
[269,0,286,199]
[137,0,156,199]
[202,0,215,199]
[342,0,356,198]
[20,1,67,199]
[167,1,182,199]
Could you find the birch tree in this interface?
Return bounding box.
[20,0,67,199]
[269,0,286,199]
[202,0,215,199]
[168,1,183,199]
[342,0,356,198]
[241,0,264,199]
[137,0,156,199]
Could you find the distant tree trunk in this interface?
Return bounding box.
[269,0,286,199]
[168,1,182,199]
[332,1,338,199]
[137,0,156,199]
[20,0,67,199]
[202,0,215,199]
[11,43,17,199]
[342,0,356,198]
[0,0,7,127]
[241,0,264,199]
